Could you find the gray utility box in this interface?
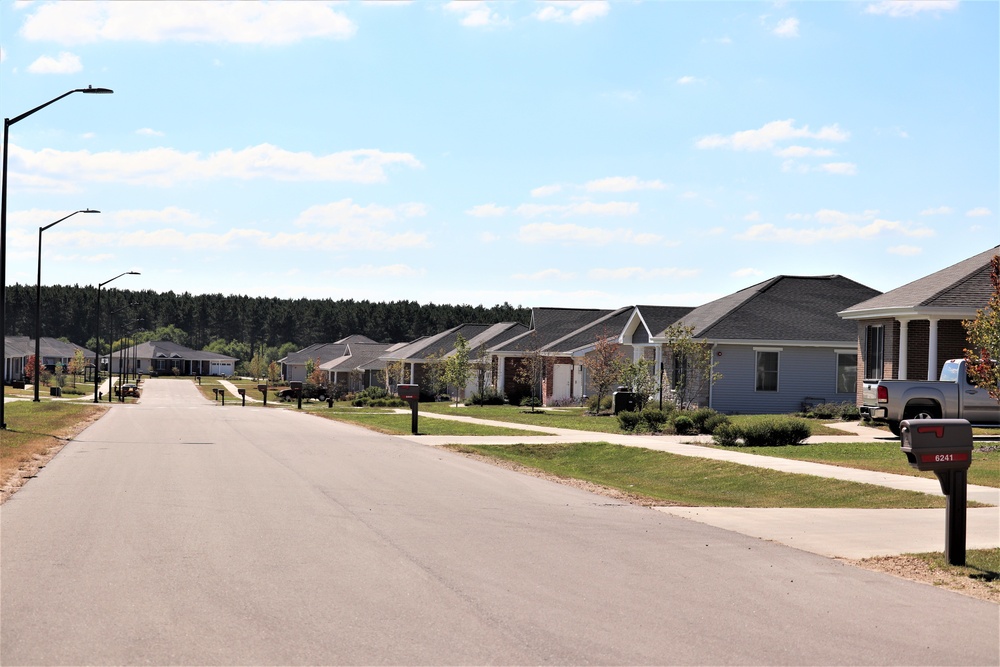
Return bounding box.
[613,388,637,415]
[397,384,420,401]
[900,419,973,472]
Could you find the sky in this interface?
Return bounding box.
[0,0,997,312]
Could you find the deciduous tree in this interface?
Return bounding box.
[964,254,1000,400]
[661,323,721,409]
[444,334,472,407]
[583,336,626,413]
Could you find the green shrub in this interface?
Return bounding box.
[639,408,669,432]
[725,417,811,447]
[358,386,390,401]
[711,422,741,446]
[617,410,641,432]
[688,408,719,433]
[520,396,542,408]
[702,413,730,434]
[672,415,695,435]
[468,388,506,405]
[587,395,613,413]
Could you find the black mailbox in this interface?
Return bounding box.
[397,384,419,401]
[900,419,973,472]
[289,381,302,392]
[237,388,246,396]
[257,384,268,392]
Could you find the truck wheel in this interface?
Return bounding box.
[887,421,901,437]
[902,405,941,422]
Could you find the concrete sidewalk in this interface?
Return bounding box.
[395,409,1000,559]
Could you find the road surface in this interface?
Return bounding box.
[2,378,997,665]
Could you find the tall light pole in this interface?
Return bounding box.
[34,209,99,402]
[2,85,113,426]
[93,271,139,402]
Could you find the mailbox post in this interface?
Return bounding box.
[900,419,974,566]
[290,381,303,410]
[397,384,420,434]
[258,384,268,407]
[238,388,246,407]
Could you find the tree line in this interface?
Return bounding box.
[4,283,530,358]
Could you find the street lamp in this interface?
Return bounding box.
[1,85,114,427]
[93,271,139,402]
[34,209,99,402]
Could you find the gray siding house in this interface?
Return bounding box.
[652,275,882,414]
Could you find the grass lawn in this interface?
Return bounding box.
[448,442,951,508]
[1,401,108,492]
[912,548,999,583]
[310,407,549,436]
[709,441,1000,488]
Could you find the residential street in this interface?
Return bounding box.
[1,379,997,666]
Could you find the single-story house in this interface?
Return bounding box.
[320,341,409,394]
[838,245,999,396]
[106,340,237,377]
[280,335,379,383]
[3,336,96,383]
[381,322,528,399]
[651,275,882,414]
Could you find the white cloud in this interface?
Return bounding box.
[0,46,5,63]
[584,176,667,193]
[865,1,958,17]
[295,199,426,228]
[535,1,610,24]
[21,1,356,45]
[333,264,423,279]
[466,203,508,217]
[819,162,857,176]
[966,207,992,217]
[514,201,639,217]
[513,268,577,281]
[27,52,82,74]
[8,143,422,189]
[588,267,700,280]
[888,245,922,256]
[444,1,508,28]
[677,76,702,85]
[531,184,563,198]
[920,206,953,216]
[732,267,764,278]
[774,145,835,158]
[480,232,500,243]
[738,209,934,244]
[603,90,641,103]
[696,119,849,151]
[772,17,799,37]
[517,222,661,245]
[136,128,165,137]
[744,211,761,222]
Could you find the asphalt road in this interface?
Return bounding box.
[2,379,997,666]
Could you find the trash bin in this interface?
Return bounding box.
[613,388,636,415]
[50,386,62,397]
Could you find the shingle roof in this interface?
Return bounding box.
[840,245,998,316]
[128,340,237,362]
[542,307,635,354]
[492,308,614,353]
[668,275,881,342]
[281,343,349,366]
[3,337,94,359]
[320,342,398,372]
[633,305,696,339]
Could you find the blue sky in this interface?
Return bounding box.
[1,0,996,311]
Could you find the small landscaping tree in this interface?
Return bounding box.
[422,351,447,399]
[660,323,721,410]
[267,360,282,384]
[964,254,1000,401]
[619,356,658,410]
[24,354,38,386]
[384,359,407,390]
[583,336,627,414]
[444,334,472,407]
[514,347,547,413]
[67,349,86,387]
[247,353,266,381]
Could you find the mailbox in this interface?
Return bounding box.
[237,388,246,396]
[257,384,268,392]
[289,381,303,391]
[900,419,973,472]
[397,384,420,401]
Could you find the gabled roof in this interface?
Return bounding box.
[839,245,998,319]
[492,308,614,353]
[320,342,399,372]
[383,323,519,361]
[3,336,94,359]
[281,343,349,366]
[542,306,635,354]
[126,340,237,362]
[660,275,881,343]
[633,305,696,339]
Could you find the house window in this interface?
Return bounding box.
[755,349,779,392]
[836,351,857,394]
[864,325,884,380]
[671,352,687,390]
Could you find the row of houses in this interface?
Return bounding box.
[6,245,995,414]
[282,245,998,414]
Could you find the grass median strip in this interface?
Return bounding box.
[709,441,1000,488]
[317,410,549,436]
[447,442,951,508]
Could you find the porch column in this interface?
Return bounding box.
[409,362,415,384]
[927,318,939,381]
[496,356,505,392]
[897,318,910,380]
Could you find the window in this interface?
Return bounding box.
[864,325,884,380]
[671,352,687,390]
[755,350,779,392]
[836,352,857,394]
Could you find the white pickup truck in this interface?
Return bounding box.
[860,358,1000,436]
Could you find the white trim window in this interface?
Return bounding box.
[864,325,884,380]
[836,349,857,394]
[754,348,780,392]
